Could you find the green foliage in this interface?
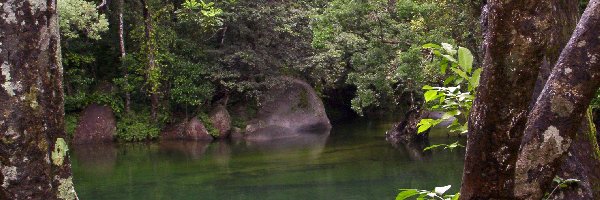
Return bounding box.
[198,113,219,137]
[116,112,161,142]
[65,114,79,138]
[423,141,464,152]
[177,0,224,28]
[396,185,459,200]
[544,177,581,200]
[168,59,215,108]
[58,0,109,40]
[65,92,124,114]
[590,89,600,109]
[418,43,480,135]
[310,0,480,115]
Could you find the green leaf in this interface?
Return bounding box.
[417,119,434,134]
[458,47,473,73]
[422,85,434,90]
[442,54,457,63]
[418,122,432,134]
[424,90,438,102]
[434,185,452,195]
[450,68,469,80]
[422,43,441,49]
[440,59,449,74]
[441,43,456,55]
[423,144,444,151]
[452,193,460,200]
[418,119,442,134]
[396,189,420,200]
[470,68,482,89]
[444,76,455,86]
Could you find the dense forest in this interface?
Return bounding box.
[2,0,600,199]
[58,0,482,141]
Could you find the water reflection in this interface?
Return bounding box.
[158,141,211,159]
[72,120,464,200]
[72,144,118,175]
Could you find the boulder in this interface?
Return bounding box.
[245,77,331,140]
[161,117,214,141]
[210,105,231,138]
[73,104,116,144]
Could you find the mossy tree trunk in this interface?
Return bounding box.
[0,0,77,199]
[460,0,600,199]
[460,1,561,198]
[118,0,131,113]
[514,1,600,198]
[141,0,159,121]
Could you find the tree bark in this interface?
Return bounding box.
[460,1,558,198]
[141,0,159,121]
[118,0,131,113]
[0,0,77,199]
[514,1,600,198]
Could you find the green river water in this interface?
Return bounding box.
[72,119,465,200]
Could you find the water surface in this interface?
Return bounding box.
[72,119,464,199]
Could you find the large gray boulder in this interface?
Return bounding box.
[73,104,116,144]
[245,77,331,140]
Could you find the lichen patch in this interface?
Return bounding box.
[543,126,564,150]
[551,96,574,117]
[1,0,17,24]
[1,61,20,96]
[1,165,17,188]
[26,0,47,14]
[57,177,77,200]
[589,53,598,64]
[565,68,572,74]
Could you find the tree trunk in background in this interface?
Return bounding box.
[460,1,557,198]
[118,0,131,113]
[0,0,77,199]
[141,0,159,121]
[514,1,600,198]
[527,1,600,199]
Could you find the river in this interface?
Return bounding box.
[72,118,465,199]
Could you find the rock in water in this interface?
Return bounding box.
[161,117,214,141]
[210,104,231,138]
[245,77,331,140]
[73,104,116,144]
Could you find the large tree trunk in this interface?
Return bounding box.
[118,0,131,113]
[514,1,600,198]
[460,1,558,198]
[0,0,77,199]
[141,0,159,121]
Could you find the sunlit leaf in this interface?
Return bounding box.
[396,189,420,200]
[441,43,456,55]
[424,90,438,102]
[422,43,441,49]
[450,68,469,80]
[434,185,452,195]
[458,47,473,73]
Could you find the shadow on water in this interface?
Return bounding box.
[72,119,464,200]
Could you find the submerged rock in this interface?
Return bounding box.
[73,104,116,144]
[245,77,331,140]
[161,117,214,141]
